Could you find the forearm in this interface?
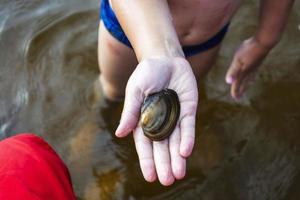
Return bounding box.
[255,0,295,49]
[110,0,183,61]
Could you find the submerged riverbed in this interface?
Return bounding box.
[0,0,299,199]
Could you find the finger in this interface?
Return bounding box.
[231,70,254,99]
[133,126,157,182]
[237,73,255,97]
[115,88,144,137]
[169,126,186,180]
[153,139,175,186]
[180,113,196,158]
[231,77,243,100]
[238,82,246,98]
[225,57,243,84]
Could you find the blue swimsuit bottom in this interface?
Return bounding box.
[100,0,229,57]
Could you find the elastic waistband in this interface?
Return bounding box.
[100,0,132,47]
[100,0,229,57]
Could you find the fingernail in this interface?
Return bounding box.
[226,76,233,84]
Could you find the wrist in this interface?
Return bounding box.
[254,32,280,50]
[137,37,184,61]
[139,55,186,65]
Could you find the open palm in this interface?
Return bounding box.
[115,56,198,186]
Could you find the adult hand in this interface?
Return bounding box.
[226,37,271,99]
[115,56,198,186]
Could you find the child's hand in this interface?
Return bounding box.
[225,37,271,99]
[115,56,198,186]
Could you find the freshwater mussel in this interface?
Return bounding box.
[140,89,180,141]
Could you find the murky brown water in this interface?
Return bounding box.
[0,0,299,199]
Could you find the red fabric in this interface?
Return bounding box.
[0,133,76,200]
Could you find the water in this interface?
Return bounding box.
[0,0,299,199]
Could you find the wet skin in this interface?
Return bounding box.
[100,0,295,186]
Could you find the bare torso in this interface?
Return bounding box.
[168,0,241,45]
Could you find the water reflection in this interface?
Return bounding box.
[0,0,299,199]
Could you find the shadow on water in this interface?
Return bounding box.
[0,0,299,199]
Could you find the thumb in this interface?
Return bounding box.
[115,87,144,138]
[225,57,243,84]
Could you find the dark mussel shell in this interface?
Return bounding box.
[140,89,180,141]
